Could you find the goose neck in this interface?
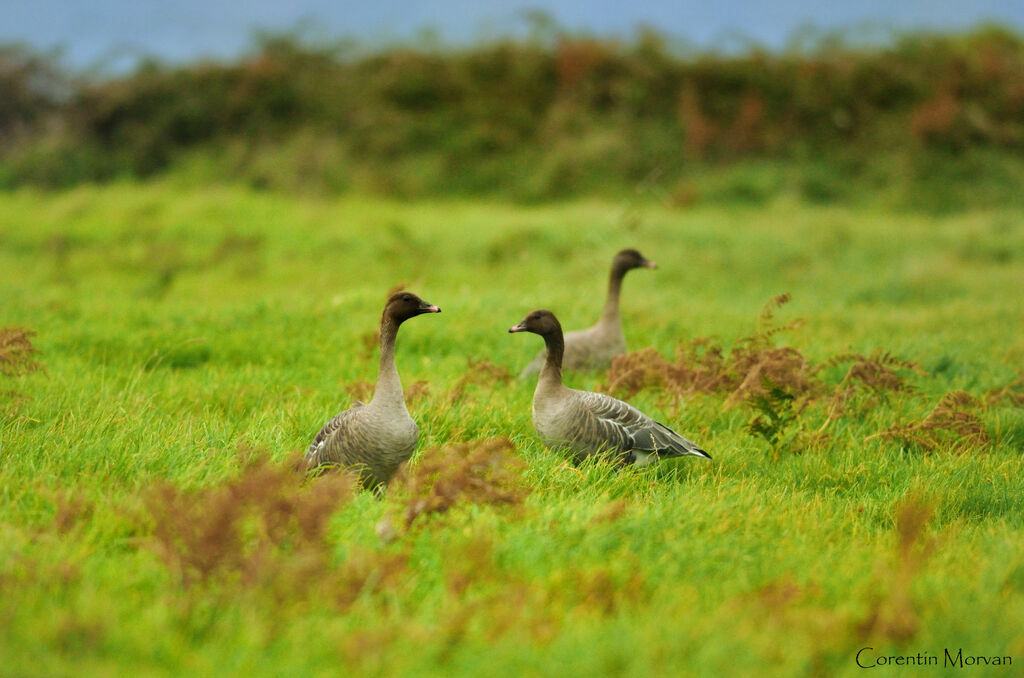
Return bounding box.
[599,265,626,327]
[372,315,405,406]
[539,329,565,386]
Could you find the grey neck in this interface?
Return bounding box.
[598,264,627,329]
[538,329,565,389]
[372,315,406,409]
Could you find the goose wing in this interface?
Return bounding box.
[577,390,710,460]
[304,401,365,468]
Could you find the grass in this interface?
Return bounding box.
[1,180,1023,676]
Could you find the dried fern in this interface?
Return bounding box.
[389,437,530,529]
[444,358,514,404]
[866,391,990,453]
[603,295,994,458]
[724,345,818,408]
[605,293,817,407]
[827,349,924,398]
[0,327,43,377]
[146,451,356,587]
[815,349,924,432]
[739,293,804,351]
[984,374,1024,407]
[857,495,935,642]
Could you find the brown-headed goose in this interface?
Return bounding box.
[510,309,710,465]
[304,291,441,490]
[519,248,656,378]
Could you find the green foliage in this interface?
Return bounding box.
[1,185,1023,676]
[0,44,70,143]
[745,376,800,454]
[1,26,1024,207]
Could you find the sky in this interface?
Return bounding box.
[3,0,1023,71]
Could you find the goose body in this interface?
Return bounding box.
[511,309,710,465]
[520,249,655,378]
[304,291,441,489]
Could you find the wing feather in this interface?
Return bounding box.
[304,402,364,467]
[576,390,710,461]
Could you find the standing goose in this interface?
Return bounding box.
[510,309,710,465]
[519,248,656,378]
[304,291,441,490]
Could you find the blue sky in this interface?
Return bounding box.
[3,1,1023,70]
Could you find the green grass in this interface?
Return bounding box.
[1,181,1023,677]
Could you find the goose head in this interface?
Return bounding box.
[509,309,562,338]
[614,248,657,273]
[385,291,442,324]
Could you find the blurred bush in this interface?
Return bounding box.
[1,23,1022,208]
[0,44,71,142]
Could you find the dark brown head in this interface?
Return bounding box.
[384,291,441,324]
[613,248,657,273]
[508,309,562,338]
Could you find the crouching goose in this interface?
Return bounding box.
[510,309,710,465]
[304,291,441,490]
[519,248,656,378]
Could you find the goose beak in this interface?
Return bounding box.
[643,260,657,269]
[508,322,526,333]
[420,303,442,313]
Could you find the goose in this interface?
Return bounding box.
[519,248,656,378]
[510,309,710,465]
[304,291,441,490]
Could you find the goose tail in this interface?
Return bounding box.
[652,423,711,460]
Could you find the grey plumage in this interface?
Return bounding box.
[520,248,655,378]
[304,292,441,490]
[510,309,710,465]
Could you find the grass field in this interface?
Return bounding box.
[1,181,1023,676]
